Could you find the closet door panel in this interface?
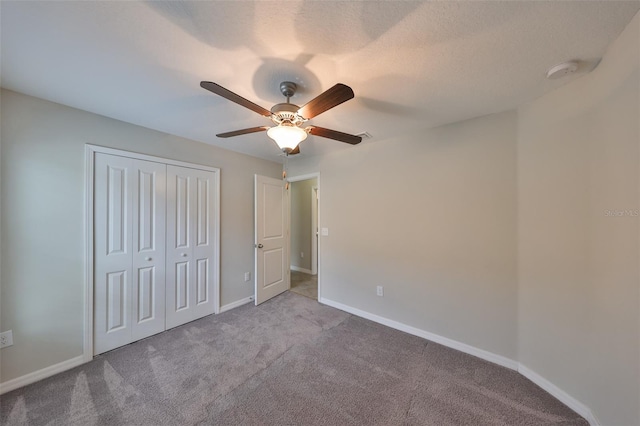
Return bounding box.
[166,165,197,328]
[131,160,167,341]
[166,166,216,328]
[191,170,216,317]
[94,153,134,355]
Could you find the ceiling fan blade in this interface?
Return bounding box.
[297,83,354,119]
[308,126,362,145]
[289,145,301,155]
[216,126,269,138]
[201,81,272,117]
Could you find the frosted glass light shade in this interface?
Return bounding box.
[267,124,307,151]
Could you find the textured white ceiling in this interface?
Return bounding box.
[2,1,639,161]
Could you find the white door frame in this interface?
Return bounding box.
[84,144,220,361]
[287,173,321,299]
[311,186,318,275]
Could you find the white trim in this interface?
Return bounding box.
[0,355,85,395]
[212,166,221,315]
[84,144,221,362]
[84,147,94,363]
[310,186,318,275]
[254,174,258,305]
[320,297,519,370]
[518,364,600,426]
[219,296,254,313]
[287,172,319,183]
[84,144,220,172]
[290,265,313,274]
[319,297,599,425]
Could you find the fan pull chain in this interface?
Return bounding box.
[283,154,289,190]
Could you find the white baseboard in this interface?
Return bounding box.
[0,355,86,395]
[1,295,254,395]
[319,297,518,370]
[290,265,313,274]
[219,296,254,313]
[0,298,600,426]
[518,364,599,426]
[319,297,599,426]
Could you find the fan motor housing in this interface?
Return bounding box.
[271,103,299,114]
[279,81,297,99]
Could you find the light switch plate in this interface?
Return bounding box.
[244,272,251,282]
[321,227,329,236]
[0,330,14,348]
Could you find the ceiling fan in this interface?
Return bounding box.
[200,81,362,155]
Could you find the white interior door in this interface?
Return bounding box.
[255,174,289,305]
[166,165,216,328]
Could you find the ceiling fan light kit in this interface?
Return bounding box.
[200,80,362,155]
[267,122,308,151]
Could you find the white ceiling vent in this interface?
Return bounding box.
[356,132,372,140]
[546,61,579,79]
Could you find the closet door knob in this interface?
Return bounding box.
[181,253,188,257]
[145,257,152,261]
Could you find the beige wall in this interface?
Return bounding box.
[290,178,316,271]
[517,12,639,426]
[290,111,519,360]
[1,11,637,424]
[290,12,640,425]
[0,90,281,382]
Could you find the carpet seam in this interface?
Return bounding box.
[192,345,299,425]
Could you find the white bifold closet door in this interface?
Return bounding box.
[166,165,216,329]
[94,154,217,355]
[94,153,167,355]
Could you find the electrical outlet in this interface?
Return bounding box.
[0,330,14,348]
[244,272,251,282]
[376,286,384,297]
[300,251,304,258]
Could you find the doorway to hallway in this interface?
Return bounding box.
[290,270,318,300]
[288,174,319,300]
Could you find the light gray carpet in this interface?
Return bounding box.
[0,292,587,425]
[290,270,318,300]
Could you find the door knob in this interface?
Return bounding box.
[181,253,188,257]
[256,244,264,249]
[145,257,152,261]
